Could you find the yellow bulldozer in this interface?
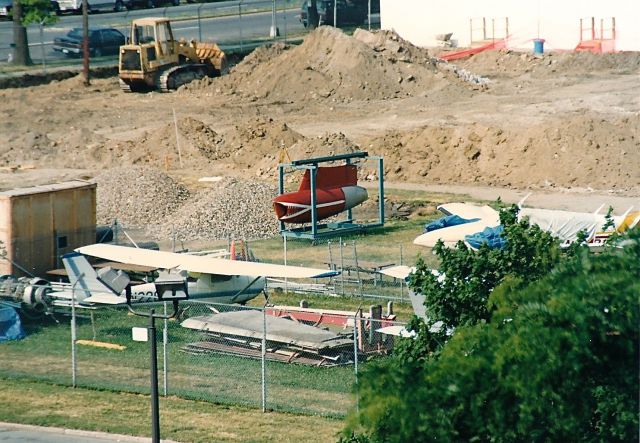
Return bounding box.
[118,17,226,92]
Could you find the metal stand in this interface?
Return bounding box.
[277,151,385,240]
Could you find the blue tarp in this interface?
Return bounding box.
[0,306,26,342]
[424,215,480,233]
[465,225,506,250]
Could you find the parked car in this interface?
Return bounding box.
[53,28,125,57]
[122,0,179,10]
[0,0,12,19]
[299,0,367,28]
[57,0,177,14]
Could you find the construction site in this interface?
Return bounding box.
[0,2,638,440]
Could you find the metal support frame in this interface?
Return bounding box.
[277,151,385,241]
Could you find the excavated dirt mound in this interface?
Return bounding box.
[92,117,225,170]
[1,28,639,224]
[186,26,450,102]
[255,132,362,182]
[220,116,304,171]
[364,113,640,192]
[457,49,640,77]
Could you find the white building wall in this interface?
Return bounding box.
[380,0,640,51]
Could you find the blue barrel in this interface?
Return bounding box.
[533,38,545,54]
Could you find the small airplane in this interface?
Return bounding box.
[64,243,339,305]
[0,244,338,313]
[413,202,640,249]
[273,164,368,223]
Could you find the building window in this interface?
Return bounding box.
[57,235,68,249]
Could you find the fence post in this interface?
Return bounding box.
[353,241,363,297]
[283,235,288,294]
[283,0,287,43]
[39,22,46,74]
[239,0,243,53]
[71,282,78,388]
[197,4,203,42]
[399,244,404,301]
[339,238,345,296]
[353,313,359,414]
[261,306,267,412]
[163,301,168,396]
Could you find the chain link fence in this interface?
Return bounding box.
[0,296,406,417]
[0,0,381,71]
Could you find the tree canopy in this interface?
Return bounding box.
[11,0,58,66]
[344,207,639,442]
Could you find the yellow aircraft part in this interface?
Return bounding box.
[76,340,126,351]
[617,211,640,233]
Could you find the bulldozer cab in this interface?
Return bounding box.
[131,19,175,58]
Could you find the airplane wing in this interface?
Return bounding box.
[377,265,415,280]
[76,244,339,279]
[437,203,499,220]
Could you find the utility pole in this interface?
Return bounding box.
[82,0,90,86]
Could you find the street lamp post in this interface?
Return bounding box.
[126,274,188,443]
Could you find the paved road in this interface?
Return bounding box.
[0,0,306,63]
[0,422,167,442]
[364,182,639,213]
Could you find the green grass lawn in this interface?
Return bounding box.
[1,305,359,417]
[0,377,344,442]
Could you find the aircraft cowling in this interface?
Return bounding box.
[273,185,368,224]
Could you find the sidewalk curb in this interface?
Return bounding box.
[0,421,180,442]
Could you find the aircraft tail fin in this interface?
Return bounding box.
[62,252,123,304]
[297,165,358,191]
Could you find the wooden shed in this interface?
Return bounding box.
[0,180,96,278]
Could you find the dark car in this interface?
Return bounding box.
[124,0,179,9]
[53,28,125,57]
[299,0,369,28]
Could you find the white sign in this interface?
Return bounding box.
[132,327,148,342]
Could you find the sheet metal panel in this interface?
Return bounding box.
[0,181,96,277]
[182,311,352,351]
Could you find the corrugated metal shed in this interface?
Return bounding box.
[0,180,96,278]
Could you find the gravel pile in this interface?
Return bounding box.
[94,166,190,227]
[149,178,280,242]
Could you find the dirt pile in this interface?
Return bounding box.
[94,117,225,170]
[254,132,362,181]
[288,132,360,160]
[189,26,449,102]
[221,116,304,171]
[457,49,640,78]
[364,114,640,192]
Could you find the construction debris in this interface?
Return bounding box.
[181,310,354,367]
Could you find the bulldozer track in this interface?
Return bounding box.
[118,79,133,93]
[157,64,217,92]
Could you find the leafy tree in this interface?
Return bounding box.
[409,205,561,330]
[344,214,639,442]
[11,0,58,66]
